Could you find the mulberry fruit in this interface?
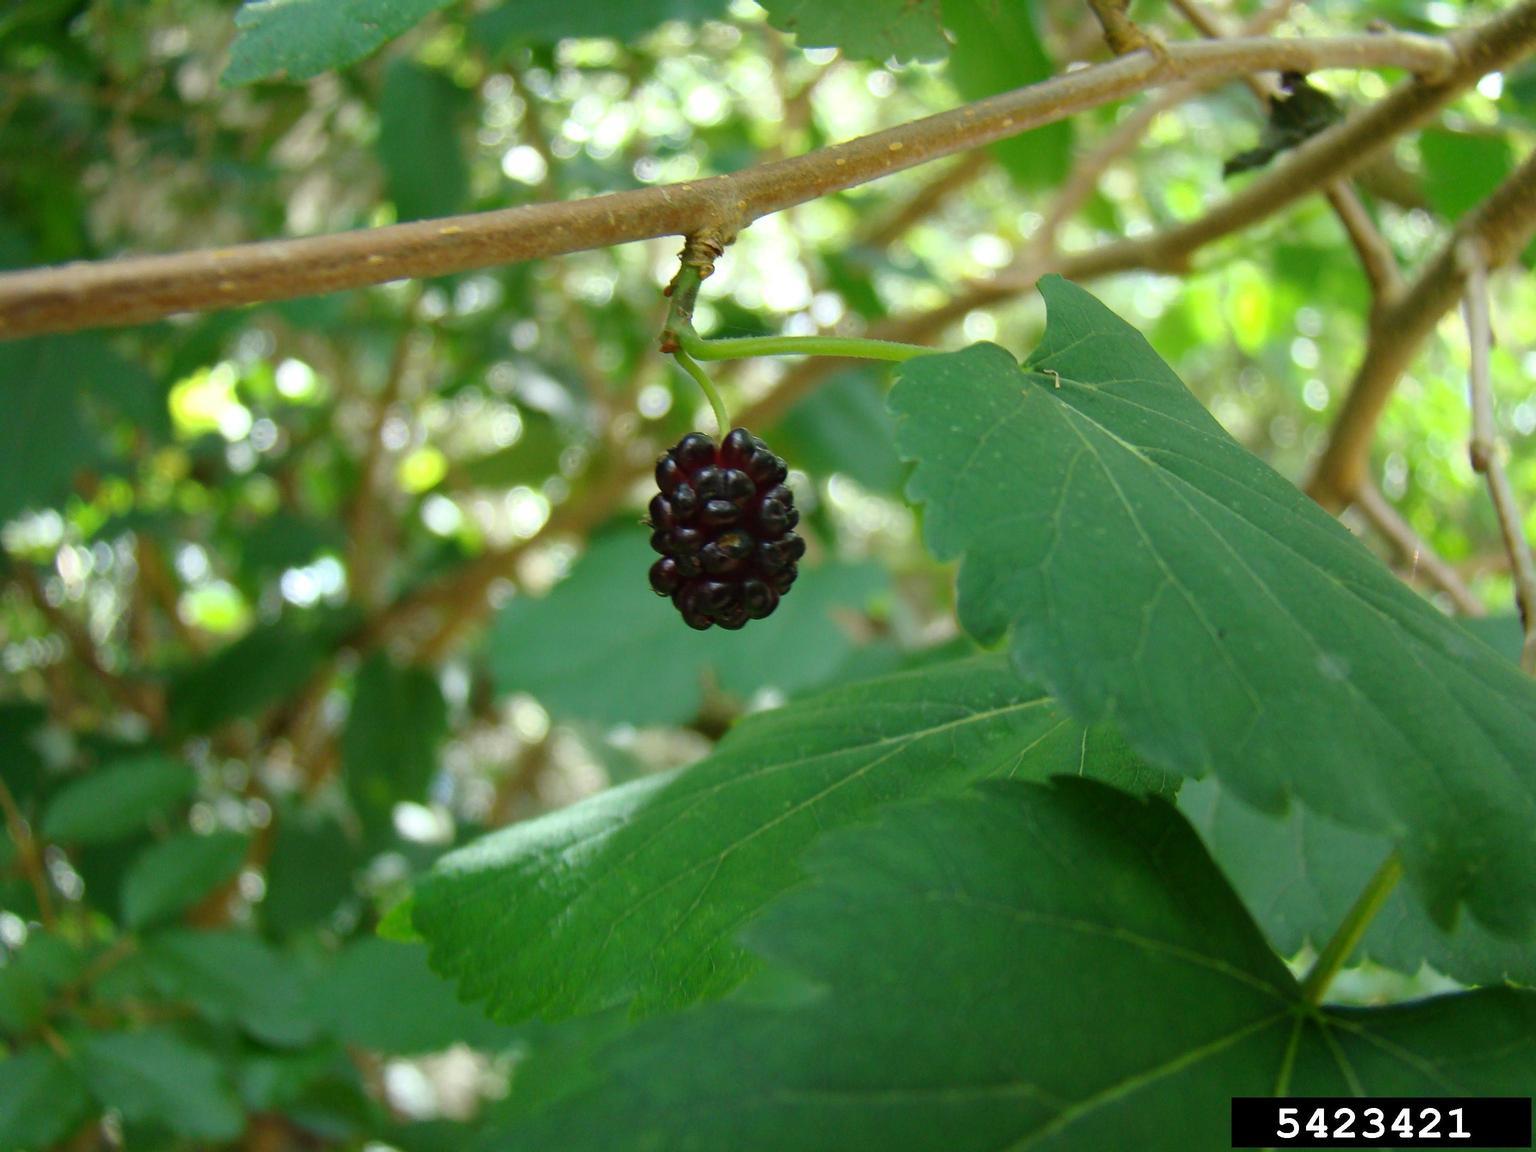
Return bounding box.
[648,428,805,630]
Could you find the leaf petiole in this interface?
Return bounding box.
[1298,851,1404,1004]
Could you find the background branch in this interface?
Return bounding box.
[0,32,1461,341]
[1307,148,1536,509]
[1459,240,1536,671]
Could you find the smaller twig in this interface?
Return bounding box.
[1300,851,1403,1004]
[0,775,56,929]
[1324,182,1401,302]
[1460,239,1536,673]
[1353,482,1482,615]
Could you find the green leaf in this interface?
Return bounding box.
[1420,128,1514,220]
[943,0,1070,189]
[0,335,147,521]
[309,939,513,1054]
[40,757,196,845]
[0,964,46,1037]
[471,0,732,54]
[224,0,454,86]
[1180,776,1536,987]
[0,1048,93,1151]
[342,653,448,840]
[168,622,329,734]
[476,780,1536,1151]
[261,808,360,934]
[488,530,890,725]
[139,930,316,1047]
[759,0,947,62]
[888,275,1536,939]
[378,60,469,223]
[772,368,906,496]
[120,831,249,928]
[415,654,1167,1021]
[78,1028,243,1141]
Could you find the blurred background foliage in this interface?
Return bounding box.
[0,0,1533,1147]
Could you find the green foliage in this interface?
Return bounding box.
[1181,777,1536,987]
[889,276,1536,939]
[4,3,1535,1148]
[379,61,472,223]
[487,530,889,725]
[471,0,734,54]
[342,654,449,841]
[77,1028,245,1141]
[0,1049,92,1151]
[120,831,249,928]
[944,1,1070,188]
[414,655,1164,1021]
[759,0,947,62]
[308,939,517,1054]
[225,0,457,85]
[0,335,150,523]
[40,757,196,845]
[473,781,1536,1150]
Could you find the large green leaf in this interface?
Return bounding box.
[1180,776,1536,987]
[471,0,732,54]
[487,530,889,725]
[415,655,1165,1021]
[0,1048,93,1150]
[224,0,454,85]
[759,0,947,62]
[888,276,1536,940]
[944,0,1070,189]
[308,939,514,1054]
[475,780,1536,1150]
[40,757,196,845]
[342,653,447,841]
[120,831,249,928]
[378,60,469,223]
[77,1028,244,1141]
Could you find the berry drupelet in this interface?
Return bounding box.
[648,428,805,630]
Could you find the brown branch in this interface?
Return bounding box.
[1352,482,1483,614]
[1307,147,1536,509]
[0,32,1460,341]
[1323,182,1402,301]
[0,774,56,929]
[1169,0,1400,300]
[1459,239,1536,672]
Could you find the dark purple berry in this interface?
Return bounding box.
[699,499,741,529]
[670,483,699,520]
[646,428,802,630]
[649,558,682,595]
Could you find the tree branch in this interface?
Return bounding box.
[1352,482,1482,615]
[1307,147,1536,509]
[1459,239,1536,672]
[0,33,1460,342]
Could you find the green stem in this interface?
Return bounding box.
[1299,851,1403,1005]
[661,261,932,366]
[676,326,932,363]
[672,348,732,434]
